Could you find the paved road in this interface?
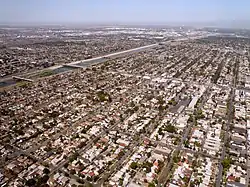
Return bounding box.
[68,43,159,66]
[50,121,118,175]
[0,35,210,89]
[97,142,140,186]
[216,88,235,187]
[246,135,250,187]
[215,60,239,187]
[157,84,211,186]
[0,43,159,88]
[157,105,193,185]
[68,35,207,67]
[98,113,164,186]
[157,116,194,186]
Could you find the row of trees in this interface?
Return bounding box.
[158,124,177,135]
[25,168,50,186]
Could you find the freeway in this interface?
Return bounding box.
[0,35,210,89]
[0,43,158,89]
[67,43,158,66]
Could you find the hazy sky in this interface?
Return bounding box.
[1,0,250,25]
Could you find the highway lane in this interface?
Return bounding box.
[0,35,209,89]
[0,44,158,88]
[0,43,159,88]
[68,43,158,66]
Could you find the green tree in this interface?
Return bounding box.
[183,176,189,183]
[70,169,76,175]
[148,182,156,187]
[96,91,112,102]
[118,150,125,158]
[43,168,50,175]
[130,162,138,170]
[25,178,36,186]
[164,124,177,133]
[119,178,124,186]
[41,175,49,183]
[173,154,180,163]
[142,161,153,173]
[222,157,231,170]
[77,179,85,184]
[194,141,201,147]
[85,183,93,187]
